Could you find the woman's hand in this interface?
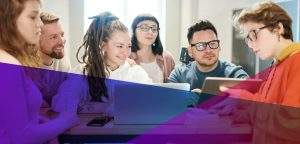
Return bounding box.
[127,58,136,66]
[208,98,238,116]
[219,86,241,98]
[59,100,81,128]
[219,86,256,102]
[59,110,81,128]
[38,115,50,124]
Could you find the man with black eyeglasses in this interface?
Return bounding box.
[168,20,248,111]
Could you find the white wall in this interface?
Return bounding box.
[174,0,261,63]
[172,0,295,64]
[68,0,85,67]
[165,0,181,63]
[162,0,262,64]
[44,0,295,67]
[42,0,85,67]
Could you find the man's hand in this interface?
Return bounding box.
[191,88,202,93]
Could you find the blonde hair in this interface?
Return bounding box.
[40,12,60,24]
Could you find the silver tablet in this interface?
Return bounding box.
[201,77,263,95]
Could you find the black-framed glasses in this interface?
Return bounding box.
[244,23,276,45]
[137,24,160,33]
[190,40,220,51]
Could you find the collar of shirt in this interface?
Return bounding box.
[275,43,300,63]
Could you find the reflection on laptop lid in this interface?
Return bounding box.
[152,83,190,91]
[114,82,190,125]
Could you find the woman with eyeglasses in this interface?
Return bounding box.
[130,14,175,83]
[225,1,300,143]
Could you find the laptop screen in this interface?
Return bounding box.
[113,82,190,125]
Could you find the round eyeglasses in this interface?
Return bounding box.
[244,23,275,46]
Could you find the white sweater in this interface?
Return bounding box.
[52,60,152,112]
[108,61,152,84]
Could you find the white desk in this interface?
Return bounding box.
[60,109,252,143]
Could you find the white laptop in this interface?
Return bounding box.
[151,83,190,91]
[113,82,190,125]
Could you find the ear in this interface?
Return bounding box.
[187,45,194,58]
[278,22,284,35]
[100,42,107,53]
[274,22,284,35]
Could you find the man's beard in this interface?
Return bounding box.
[197,59,218,67]
[43,44,65,59]
[48,51,64,59]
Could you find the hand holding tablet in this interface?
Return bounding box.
[201,77,263,95]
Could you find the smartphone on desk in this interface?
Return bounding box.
[86,116,114,127]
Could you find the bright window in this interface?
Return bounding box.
[84,0,166,45]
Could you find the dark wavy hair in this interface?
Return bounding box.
[131,14,163,55]
[76,12,128,101]
[187,20,218,44]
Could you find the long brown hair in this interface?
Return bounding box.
[0,0,40,67]
[76,12,128,101]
